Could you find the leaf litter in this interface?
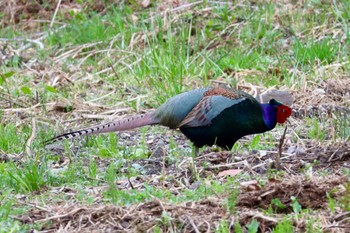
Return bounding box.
[17,175,349,232]
[8,78,350,232]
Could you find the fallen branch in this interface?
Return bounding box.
[275,125,288,170]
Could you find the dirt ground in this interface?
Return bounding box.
[14,76,349,232]
[16,172,350,232]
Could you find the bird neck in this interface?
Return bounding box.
[260,104,277,130]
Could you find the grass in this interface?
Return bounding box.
[0,0,350,232]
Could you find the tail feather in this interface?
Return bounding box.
[45,112,158,145]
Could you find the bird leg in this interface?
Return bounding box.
[194,146,200,157]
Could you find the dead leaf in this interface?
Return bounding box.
[217,169,242,177]
[267,178,281,183]
[140,0,150,8]
[240,180,261,191]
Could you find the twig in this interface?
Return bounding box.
[186,215,200,233]
[253,212,278,223]
[128,177,135,189]
[323,225,350,229]
[327,147,341,162]
[53,42,102,63]
[80,114,112,120]
[206,161,245,169]
[156,199,166,212]
[275,125,288,170]
[17,200,49,212]
[25,118,36,159]
[332,211,350,222]
[3,103,41,113]
[1,75,13,108]
[37,207,86,222]
[50,0,62,28]
[109,62,120,80]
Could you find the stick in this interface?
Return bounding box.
[25,118,36,159]
[50,0,62,28]
[275,125,288,170]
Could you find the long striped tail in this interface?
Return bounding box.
[45,112,158,145]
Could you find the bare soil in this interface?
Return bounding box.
[17,175,349,232]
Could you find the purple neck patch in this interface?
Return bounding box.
[260,103,277,130]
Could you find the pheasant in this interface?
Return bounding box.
[46,87,292,150]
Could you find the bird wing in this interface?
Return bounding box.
[154,88,209,128]
[178,95,246,128]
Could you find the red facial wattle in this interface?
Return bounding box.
[276,105,292,123]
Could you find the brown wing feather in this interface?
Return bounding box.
[178,96,213,128]
[203,87,239,99]
[178,87,248,128]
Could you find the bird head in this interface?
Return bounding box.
[269,99,292,124]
